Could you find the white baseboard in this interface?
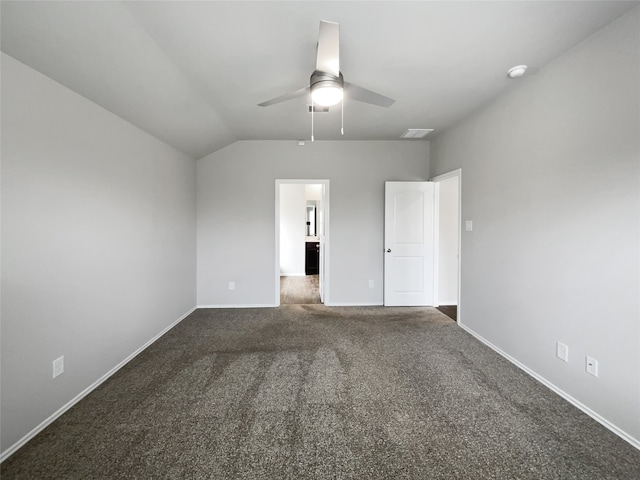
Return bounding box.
[198,303,382,308]
[437,300,458,306]
[326,302,383,307]
[0,306,197,464]
[279,273,306,277]
[457,321,640,451]
[197,304,277,309]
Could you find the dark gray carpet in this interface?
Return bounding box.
[2,306,639,479]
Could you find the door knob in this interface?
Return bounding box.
[386,248,391,253]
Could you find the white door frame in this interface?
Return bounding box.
[430,168,462,322]
[275,179,330,306]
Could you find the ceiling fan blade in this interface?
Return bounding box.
[258,86,310,107]
[316,20,340,77]
[344,82,395,108]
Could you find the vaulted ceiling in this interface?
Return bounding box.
[2,1,637,159]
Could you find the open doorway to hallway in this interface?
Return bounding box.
[275,180,330,305]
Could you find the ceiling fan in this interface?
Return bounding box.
[258,20,395,109]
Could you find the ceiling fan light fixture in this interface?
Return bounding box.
[310,70,344,106]
[259,22,394,109]
[311,82,343,106]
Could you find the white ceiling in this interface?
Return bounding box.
[2,1,637,159]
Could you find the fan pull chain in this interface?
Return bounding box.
[341,95,344,135]
[311,99,315,142]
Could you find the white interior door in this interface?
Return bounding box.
[435,174,460,306]
[384,181,435,306]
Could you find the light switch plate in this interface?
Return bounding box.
[556,342,568,362]
[53,356,64,378]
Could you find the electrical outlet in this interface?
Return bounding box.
[556,342,568,362]
[586,356,599,377]
[53,356,64,379]
[228,281,235,291]
[465,220,473,231]
[368,280,374,288]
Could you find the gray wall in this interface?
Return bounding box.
[0,54,197,454]
[197,140,429,306]
[430,8,639,443]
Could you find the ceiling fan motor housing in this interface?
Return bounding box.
[310,70,344,92]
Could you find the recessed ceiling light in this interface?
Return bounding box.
[401,129,434,139]
[507,65,528,79]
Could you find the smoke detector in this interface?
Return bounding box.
[507,65,528,79]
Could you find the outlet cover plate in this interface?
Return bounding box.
[586,356,599,377]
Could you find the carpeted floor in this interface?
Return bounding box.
[280,275,321,304]
[2,305,639,479]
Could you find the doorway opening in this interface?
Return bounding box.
[432,169,461,322]
[275,180,330,305]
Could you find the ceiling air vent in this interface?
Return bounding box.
[401,129,434,139]
[308,105,330,113]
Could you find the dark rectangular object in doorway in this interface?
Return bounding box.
[305,241,319,275]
